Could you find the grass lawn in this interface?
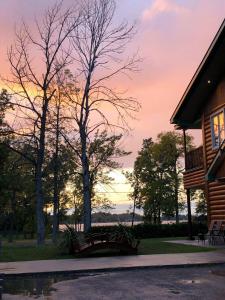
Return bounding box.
[139,238,214,255]
[0,238,214,262]
[0,240,72,262]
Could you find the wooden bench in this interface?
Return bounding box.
[73,234,140,256]
[85,233,110,245]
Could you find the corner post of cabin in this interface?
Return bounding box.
[183,128,193,240]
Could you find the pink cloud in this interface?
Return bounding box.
[1,0,225,168]
[142,0,188,21]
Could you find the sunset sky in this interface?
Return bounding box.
[1,0,225,212]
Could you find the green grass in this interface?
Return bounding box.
[0,238,214,262]
[0,240,71,262]
[139,238,214,255]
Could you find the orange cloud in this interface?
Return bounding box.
[1,1,225,169]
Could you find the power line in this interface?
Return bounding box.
[98,183,131,185]
[95,191,132,194]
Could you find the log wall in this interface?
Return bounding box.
[183,167,205,189]
[203,76,225,221]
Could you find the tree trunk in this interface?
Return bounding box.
[131,197,136,227]
[186,188,193,239]
[174,165,179,224]
[175,189,179,224]
[158,207,161,224]
[80,128,92,233]
[36,101,48,245]
[52,104,60,244]
[52,155,59,243]
[153,207,157,224]
[8,190,16,243]
[82,158,92,232]
[36,164,45,245]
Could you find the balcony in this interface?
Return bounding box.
[183,146,205,189]
[186,146,204,171]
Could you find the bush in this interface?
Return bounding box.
[58,225,82,254]
[89,222,208,239]
[109,224,136,245]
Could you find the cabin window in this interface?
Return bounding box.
[211,109,225,149]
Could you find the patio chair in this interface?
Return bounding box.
[213,222,225,245]
[206,220,223,245]
[221,223,225,244]
[197,232,206,244]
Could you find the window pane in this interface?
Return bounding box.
[213,115,219,134]
[219,112,225,142]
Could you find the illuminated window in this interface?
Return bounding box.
[211,110,225,149]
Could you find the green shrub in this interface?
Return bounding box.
[58,225,82,254]
[109,224,136,245]
[89,222,208,239]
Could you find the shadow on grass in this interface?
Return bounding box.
[0,237,215,262]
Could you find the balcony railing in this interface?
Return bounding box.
[186,146,204,171]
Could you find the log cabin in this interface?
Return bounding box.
[171,19,225,225]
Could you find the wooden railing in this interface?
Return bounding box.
[186,146,204,171]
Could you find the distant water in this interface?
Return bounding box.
[59,221,142,231]
[59,220,179,231]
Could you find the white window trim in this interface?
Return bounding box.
[210,108,225,150]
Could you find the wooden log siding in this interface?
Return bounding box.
[207,181,225,221]
[203,102,225,221]
[183,168,205,189]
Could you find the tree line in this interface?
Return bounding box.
[0,0,206,245]
[127,131,206,225]
[127,131,204,224]
[0,0,140,245]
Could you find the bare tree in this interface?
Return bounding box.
[48,85,62,244]
[4,2,81,245]
[64,0,141,232]
[47,71,71,243]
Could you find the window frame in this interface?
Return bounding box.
[210,108,225,150]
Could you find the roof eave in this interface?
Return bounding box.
[171,19,225,127]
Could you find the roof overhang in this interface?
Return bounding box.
[171,19,225,129]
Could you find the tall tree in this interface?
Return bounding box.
[63,130,130,227]
[4,3,81,244]
[62,0,140,232]
[47,73,68,243]
[0,141,36,241]
[132,138,163,224]
[0,90,13,211]
[43,141,75,241]
[130,132,194,224]
[194,190,207,219]
[154,131,193,223]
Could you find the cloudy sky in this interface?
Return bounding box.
[1,0,225,212]
[1,0,224,165]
